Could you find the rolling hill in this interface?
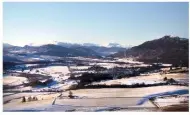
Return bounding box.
[112,36,189,67]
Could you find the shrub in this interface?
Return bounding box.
[22,96,26,102]
[36,70,39,73]
[28,96,32,102]
[163,77,168,81]
[68,91,74,99]
[167,78,176,83]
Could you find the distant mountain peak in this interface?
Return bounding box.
[82,43,99,47]
[107,43,122,47]
[3,43,14,48]
[27,41,58,47]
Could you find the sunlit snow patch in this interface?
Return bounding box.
[136,89,189,105]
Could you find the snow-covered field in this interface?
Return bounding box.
[3,86,188,112]
[91,73,188,85]
[4,66,77,92]
[4,63,188,92]
[69,57,150,68]
[3,76,28,86]
[90,62,126,69]
[25,66,70,81]
[3,57,189,111]
[116,58,142,63]
[154,96,189,107]
[68,86,188,98]
[164,73,189,84]
[70,66,90,70]
[91,73,161,85]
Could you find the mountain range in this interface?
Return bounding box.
[3,36,189,67]
[3,42,127,62]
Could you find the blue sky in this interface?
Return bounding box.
[3,2,189,46]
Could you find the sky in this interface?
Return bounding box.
[3,2,189,47]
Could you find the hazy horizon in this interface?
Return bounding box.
[3,2,189,46]
[3,35,189,48]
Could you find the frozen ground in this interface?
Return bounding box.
[25,66,70,81]
[91,73,188,85]
[137,89,188,105]
[3,86,188,111]
[70,66,90,70]
[4,66,77,92]
[115,58,143,64]
[3,57,189,111]
[90,62,127,69]
[4,66,188,92]
[3,76,28,86]
[68,86,188,98]
[155,95,189,107]
[69,57,150,68]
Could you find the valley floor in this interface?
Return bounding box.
[3,58,189,112]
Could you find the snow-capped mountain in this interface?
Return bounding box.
[107,43,122,47]
[82,43,99,47]
[26,42,124,48]
[3,42,128,62]
[27,42,100,48]
[27,41,58,47]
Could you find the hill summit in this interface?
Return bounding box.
[112,35,189,67]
